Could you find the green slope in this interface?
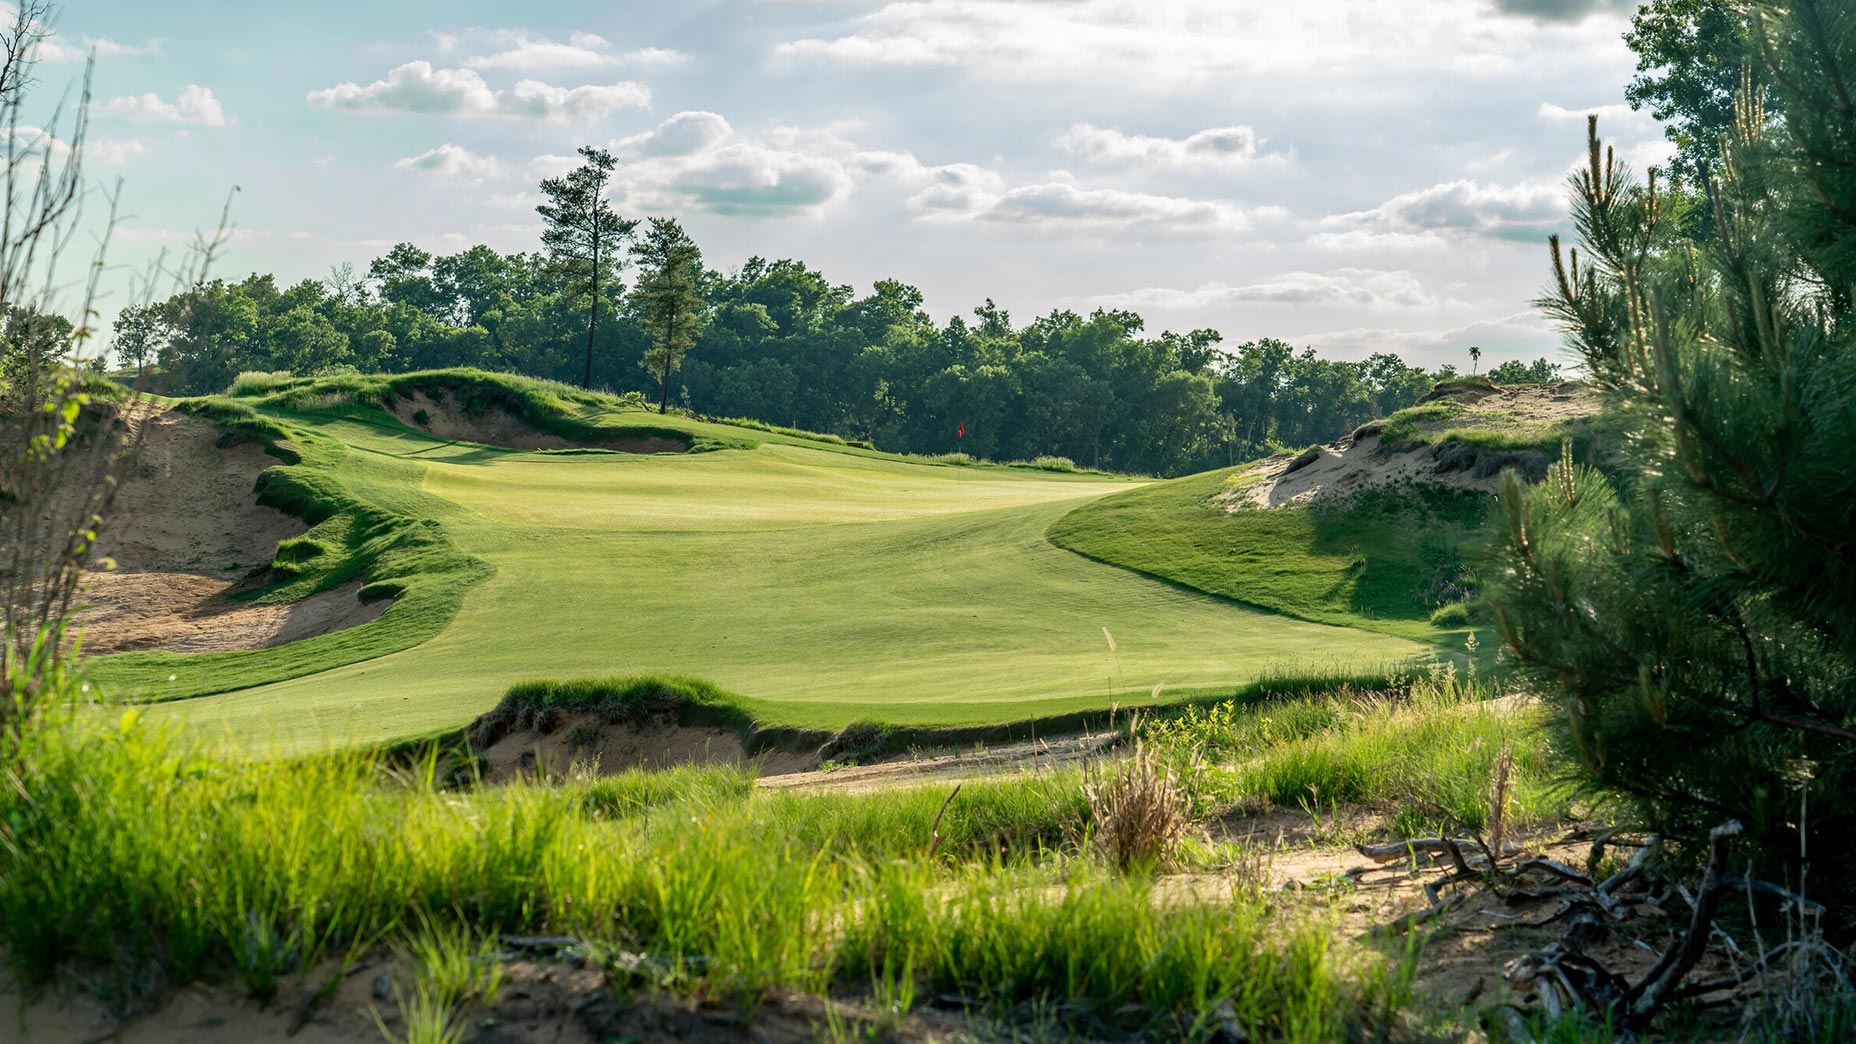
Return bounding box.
[1046,381,1618,647]
[97,372,1427,752]
[1048,469,1490,644]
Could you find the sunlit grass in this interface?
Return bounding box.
[0,710,1413,1041]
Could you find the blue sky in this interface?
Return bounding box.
[47,0,1666,369]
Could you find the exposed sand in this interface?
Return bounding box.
[1224,382,1601,510]
[72,403,386,656]
[391,389,686,454]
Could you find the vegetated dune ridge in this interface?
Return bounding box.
[1227,380,1603,509]
[74,402,387,654]
[1045,378,1609,644]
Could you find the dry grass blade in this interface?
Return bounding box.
[1081,744,1192,873]
[1486,743,1513,871]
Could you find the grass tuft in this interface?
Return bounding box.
[1080,743,1193,872]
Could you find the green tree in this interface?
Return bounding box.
[0,307,74,409]
[1491,1,1856,911]
[110,304,164,378]
[630,217,707,414]
[1485,357,1562,384]
[1625,0,1773,187]
[537,147,638,389]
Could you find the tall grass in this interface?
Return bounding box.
[0,709,1407,1040]
[1141,673,1573,835]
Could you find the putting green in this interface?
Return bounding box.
[151,412,1427,752]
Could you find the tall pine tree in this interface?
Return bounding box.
[536,147,638,389]
[1491,0,1856,911]
[630,217,707,414]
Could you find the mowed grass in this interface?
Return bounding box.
[131,398,1424,752]
[1049,467,1491,643]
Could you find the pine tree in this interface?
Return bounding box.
[1491,0,1856,911]
[536,148,638,390]
[630,218,707,414]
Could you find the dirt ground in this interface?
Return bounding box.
[69,403,386,657]
[390,390,686,454]
[1227,382,1601,510]
[5,952,984,1044]
[476,711,1119,790]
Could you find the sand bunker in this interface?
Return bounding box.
[1225,382,1601,510]
[391,389,686,454]
[73,403,386,655]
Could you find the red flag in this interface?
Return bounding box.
[958,422,966,438]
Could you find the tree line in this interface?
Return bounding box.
[104,152,1561,477]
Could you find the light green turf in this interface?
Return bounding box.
[145,409,1426,752]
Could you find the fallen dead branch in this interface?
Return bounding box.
[1355,818,1836,1041]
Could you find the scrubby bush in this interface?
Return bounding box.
[226,370,295,397]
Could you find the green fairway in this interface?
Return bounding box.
[125,382,1427,751]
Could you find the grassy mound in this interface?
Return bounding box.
[1049,381,1615,647]
[466,674,759,748]
[223,367,752,453]
[449,667,1434,776]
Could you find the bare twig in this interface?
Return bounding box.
[925,782,962,859]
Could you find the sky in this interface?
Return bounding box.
[41,0,1670,370]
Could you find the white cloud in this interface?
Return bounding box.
[1308,228,1449,252]
[393,143,505,185]
[613,110,733,157]
[853,146,1277,233]
[1537,101,1651,130]
[774,0,1632,90]
[306,61,648,122]
[1323,178,1565,242]
[103,85,231,127]
[1091,269,1436,310]
[1493,0,1634,24]
[88,36,157,58]
[1054,123,1288,169]
[501,80,653,121]
[85,138,151,166]
[973,183,1280,232]
[1307,310,1561,359]
[661,143,852,216]
[434,28,691,72]
[523,112,858,217]
[309,62,495,114]
[36,33,159,63]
